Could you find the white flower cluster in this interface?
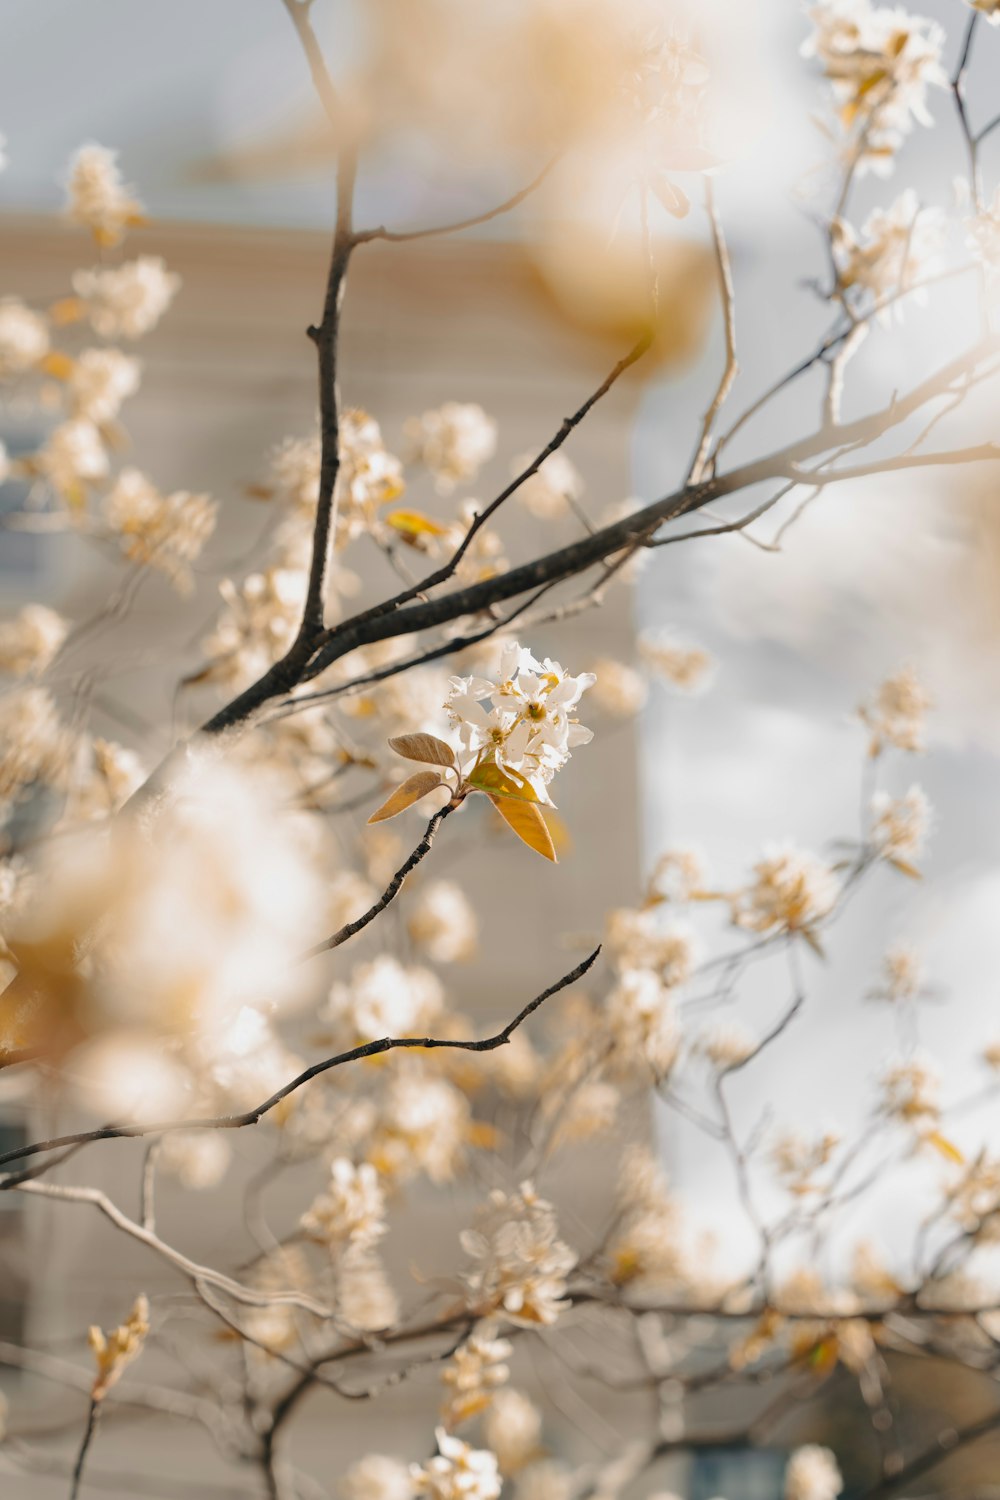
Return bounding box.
[405,402,497,491]
[734,844,838,937]
[785,1444,843,1500]
[0,605,68,676]
[300,1158,387,1252]
[804,0,945,171]
[870,784,931,865]
[638,628,714,692]
[412,1429,501,1500]
[69,346,141,423]
[461,1181,576,1327]
[326,955,444,1042]
[860,666,931,754]
[512,450,583,520]
[102,467,217,593]
[65,144,143,247]
[0,296,50,377]
[407,880,478,963]
[39,418,109,502]
[446,642,595,803]
[833,190,945,314]
[440,1322,513,1427]
[342,1455,413,1500]
[73,256,180,340]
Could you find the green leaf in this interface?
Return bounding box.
[488,793,557,862]
[367,770,443,824]
[387,733,456,768]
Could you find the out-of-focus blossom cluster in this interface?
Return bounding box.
[460,1181,576,1326]
[803,0,945,172]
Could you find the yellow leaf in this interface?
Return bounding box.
[387,733,456,768]
[927,1131,965,1165]
[488,793,556,862]
[38,351,75,380]
[468,760,541,803]
[367,770,443,824]
[541,807,572,856]
[889,858,923,881]
[386,508,448,538]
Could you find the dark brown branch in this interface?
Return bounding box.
[300,800,457,959]
[0,948,600,1174]
[69,1398,100,1500]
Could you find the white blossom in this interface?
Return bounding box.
[326,955,443,1041]
[0,297,50,377]
[0,605,68,676]
[73,256,181,340]
[69,347,141,422]
[513,450,582,520]
[301,1158,387,1251]
[833,191,945,315]
[461,1181,576,1327]
[406,402,497,490]
[483,1388,541,1475]
[411,1428,502,1500]
[65,144,143,246]
[803,0,945,172]
[638,629,714,692]
[407,880,478,963]
[606,967,681,1076]
[589,657,649,717]
[39,418,108,501]
[157,1130,232,1190]
[103,468,217,593]
[861,666,931,753]
[341,1455,414,1500]
[446,642,594,804]
[784,1444,843,1500]
[735,845,837,935]
[870,784,931,864]
[441,1322,513,1427]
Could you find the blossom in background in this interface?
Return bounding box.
[157,1129,232,1190]
[412,1428,502,1500]
[833,191,945,315]
[870,784,931,866]
[588,657,649,717]
[335,1245,400,1331]
[440,1322,513,1427]
[446,642,595,804]
[270,430,321,512]
[461,1181,576,1327]
[515,1464,573,1500]
[881,1055,940,1122]
[0,296,50,377]
[0,605,68,676]
[300,1158,387,1251]
[407,879,478,963]
[326,955,443,1042]
[606,967,681,1076]
[337,409,406,544]
[698,1020,756,1070]
[605,907,697,984]
[735,845,837,937]
[966,0,1000,19]
[69,346,142,423]
[202,566,309,689]
[38,418,108,504]
[88,1295,150,1401]
[874,943,923,1003]
[648,846,707,904]
[803,0,945,171]
[370,1065,470,1184]
[966,184,1000,279]
[861,666,931,754]
[784,1444,843,1500]
[483,1388,542,1475]
[638,628,714,692]
[73,256,181,340]
[0,685,74,803]
[512,450,583,520]
[341,1455,414,1500]
[102,467,217,593]
[771,1129,842,1196]
[65,144,144,246]
[405,402,497,491]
